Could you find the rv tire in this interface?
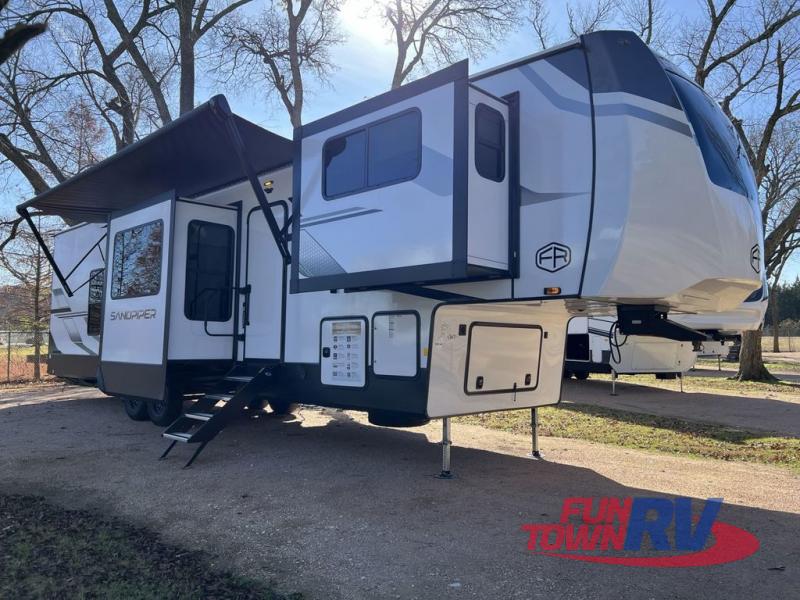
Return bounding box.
[121,396,149,421]
[147,386,183,426]
[268,398,298,416]
[573,371,590,380]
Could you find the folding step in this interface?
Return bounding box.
[185,412,214,421]
[159,364,279,468]
[163,432,193,442]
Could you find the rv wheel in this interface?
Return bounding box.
[268,398,298,416]
[147,387,183,426]
[573,371,590,380]
[121,396,149,421]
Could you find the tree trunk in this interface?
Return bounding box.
[770,289,780,352]
[178,1,195,115]
[736,328,776,381]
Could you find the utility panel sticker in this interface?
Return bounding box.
[536,242,571,273]
[321,320,366,387]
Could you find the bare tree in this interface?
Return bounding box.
[164,0,255,115]
[566,0,616,37]
[674,1,800,380]
[0,213,57,381]
[616,0,671,48]
[218,0,343,128]
[0,0,43,66]
[380,0,522,89]
[528,0,551,51]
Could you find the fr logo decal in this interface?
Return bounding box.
[750,245,760,273]
[536,243,571,273]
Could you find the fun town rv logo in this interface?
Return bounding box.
[521,497,759,567]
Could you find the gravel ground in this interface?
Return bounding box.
[1,382,799,599]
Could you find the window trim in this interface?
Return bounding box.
[183,219,236,323]
[110,219,164,300]
[474,102,506,183]
[322,107,423,200]
[87,268,104,337]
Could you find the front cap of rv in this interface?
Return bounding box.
[579,31,763,314]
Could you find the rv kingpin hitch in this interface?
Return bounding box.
[616,305,709,343]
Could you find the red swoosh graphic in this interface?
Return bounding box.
[537,521,759,567]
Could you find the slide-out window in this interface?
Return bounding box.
[474,103,505,182]
[184,220,235,322]
[323,109,421,199]
[87,268,104,336]
[111,220,163,299]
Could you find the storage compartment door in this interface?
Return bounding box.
[372,312,419,377]
[426,302,570,418]
[292,62,468,293]
[99,194,173,400]
[465,324,541,393]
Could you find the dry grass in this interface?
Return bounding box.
[458,404,800,473]
[0,345,48,383]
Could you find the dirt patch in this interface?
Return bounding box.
[0,494,299,599]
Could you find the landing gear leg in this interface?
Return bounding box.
[436,418,453,479]
[529,407,543,459]
[611,370,618,396]
[679,373,684,393]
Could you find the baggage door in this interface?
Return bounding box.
[99,194,174,401]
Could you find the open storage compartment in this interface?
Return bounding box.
[292,61,518,293]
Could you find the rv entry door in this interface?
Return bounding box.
[99,194,174,401]
[168,200,240,363]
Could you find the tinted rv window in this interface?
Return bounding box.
[324,129,367,197]
[184,220,235,322]
[87,268,104,336]
[475,103,505,182]
[367,110,421,187]
[323,109,421,199]
[111,220,163,299]
[669,74,757,201]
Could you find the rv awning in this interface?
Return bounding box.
[16,95,292,223]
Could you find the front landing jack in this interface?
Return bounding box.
[528,407,543,459]
[436,417,454,479]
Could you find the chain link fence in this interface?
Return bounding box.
[0,330,50,383]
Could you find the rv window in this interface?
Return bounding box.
[111,220,163,299]
[324,129,367,197]
[184,220,235,322]
[367,110,421,187]
[474,103,505,182]
[87,268,104,336]
[669,73,757,202]
[323,109,421,199]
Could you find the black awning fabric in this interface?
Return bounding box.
[17,95,292,223]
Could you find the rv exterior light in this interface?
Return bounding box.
[545,287,561,296]
[263,179,274,193]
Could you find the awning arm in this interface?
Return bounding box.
[17,205,74,297]
[216,99,290,264]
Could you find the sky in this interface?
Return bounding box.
[2,0,798,283]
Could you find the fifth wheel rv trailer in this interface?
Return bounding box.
[21,31,764,471]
